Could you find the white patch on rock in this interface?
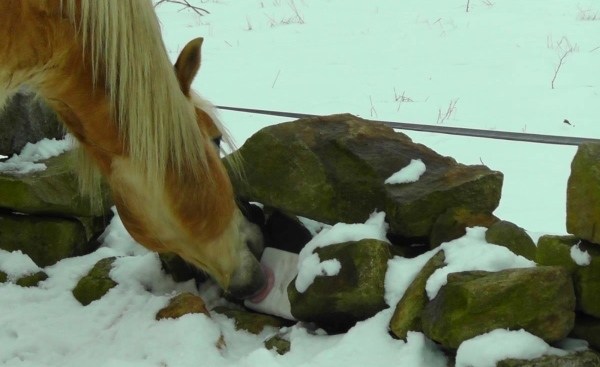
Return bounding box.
[385,159,426,184]
[570,242,591,266]
[0,136,74,174]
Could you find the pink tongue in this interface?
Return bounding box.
[249,264,274,303]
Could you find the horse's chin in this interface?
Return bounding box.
[227,261,274,300]
[247,264,274,303]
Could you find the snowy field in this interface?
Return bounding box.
[1,1,599,366]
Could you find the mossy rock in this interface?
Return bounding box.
[430,208,498,247]
[264,335,291,355]
[225,114,503,239]
[212,306,290,334]
[571,314,600,351]
[497,350,600,367]
[288,239,394,332]
[0,271,7,283]
[0,151,112,217]
[72,257,118,306]
[15,271,48,287]
[536,235,600,317]
[0,212,101,267]
[389,251,446,339]
[567,143,600,245]
[485,220,537,260]
[421,266,575,349]
[156,292,209,320]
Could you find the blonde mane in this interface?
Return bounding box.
[63,0,208,194]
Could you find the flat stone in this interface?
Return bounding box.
[155,292,209,320]
[421,266,575,349]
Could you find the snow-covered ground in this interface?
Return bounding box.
[1,1,599,366]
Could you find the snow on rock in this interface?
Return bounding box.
[295,212,388,292]
[570,242,592,266]
[455,329,566,367]
[384,159,426,184]
[0,136,74,174]
[0,249,41,280]
[426,227,536,299]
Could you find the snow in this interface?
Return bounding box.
[570,241,592,266]
[1,0,598,366]
[455,329,567,367]
[0,136,73,174]
[0,250,41,280]
[384,159,426,184]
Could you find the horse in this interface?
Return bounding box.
[0,0,269,299]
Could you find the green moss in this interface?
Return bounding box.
[421,266,575,349]
[288,239,393,332]
[264,336,291,355]
[72,257,118,306]
[0,213,92,267]
[537,235,600,317]
[15,271,48,287]
[389,251,446,339]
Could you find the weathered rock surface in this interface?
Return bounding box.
[212,306,290,334]
[430,207,498,247]
[496,350,600,367]
[0,90,64,156]
[155,293,209,320]
[485,220,537,260]
[567,143,600,245]
[225,114,503,239]
[389,251,446,339]
[72,257,117,306]
[0,212,103,267]
[536,235,600,317]
[0,151,111,217]
[421,266,575,349]
[288,239,394,332]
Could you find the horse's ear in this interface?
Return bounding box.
[174,37,204,96]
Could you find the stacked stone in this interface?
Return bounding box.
[0,93,112,282]
[217,115,599,365]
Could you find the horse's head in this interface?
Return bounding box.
[170,38,269,300]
